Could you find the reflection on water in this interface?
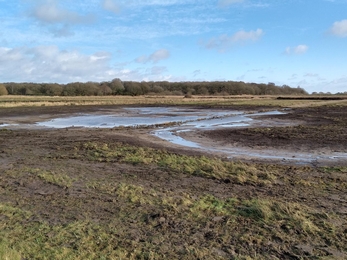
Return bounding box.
[1,106,346,164]
[36,114,191,128]
[151,110,285,148]
[154,128,201,148]
[35,107,249,129]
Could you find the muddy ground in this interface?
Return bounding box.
[1,104,347,165]
[0,104,347,259]
[183,105,347,166]
[202,106,347,152]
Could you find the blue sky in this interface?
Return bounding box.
[0,0,347,93]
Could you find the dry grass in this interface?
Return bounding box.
[1,95,347,108]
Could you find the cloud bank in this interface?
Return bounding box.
[0,45,173,83]
[0,46,113,83]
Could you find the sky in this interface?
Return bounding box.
[0,0,347,93]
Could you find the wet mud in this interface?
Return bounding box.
[1,105,346,165]
[197,106,347,165]
[1,104,347,258]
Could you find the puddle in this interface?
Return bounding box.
[1,106,347,164]
[155,128,201,148]
[150,109,284,146]
[149,110,331,164]
[35,114,186,128]
[31,107,241,129]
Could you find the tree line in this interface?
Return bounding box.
[0,79,308,96]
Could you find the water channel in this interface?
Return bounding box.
[1,106,346,164]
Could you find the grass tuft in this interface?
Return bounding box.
[27,168,74,188]
[80,142,277,185]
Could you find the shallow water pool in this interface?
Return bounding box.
[1,106,346,164]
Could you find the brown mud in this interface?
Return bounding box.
[181,106,347,166]
[1,104,347,259]
[202,106,347,151]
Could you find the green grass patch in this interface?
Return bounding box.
[320,166,347,173]
[1,188,341,259]
[2,139,346,258]
[27,168,74,188]
[0,239,22,260]
[80,142,277,185]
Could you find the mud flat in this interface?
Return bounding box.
[1,105,346,166]
[1,104,347,259]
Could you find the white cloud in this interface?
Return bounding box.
[27,0,95,37]
[232,29,263,41]
[102,0,121,14]
[218,0,244,7]
[284,45,308,55]
[204,29,263,51]
[0,46,114,83]
[135,49,170,63]
[0,45,174,83]
[329,19,347,37]
[30,0,94,24]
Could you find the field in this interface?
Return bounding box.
[1,95,347,259]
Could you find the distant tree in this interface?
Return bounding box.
[4,83,16,94]
[83,82,100,96]
[4,83,28,95]
[195,86,209,95]
[296,86,308,95]
[0,84,8,95]
[62,83,78,96]
[41,83,63,96]
[62,82,99,96]
[151,85,164,93]
[21,83,42,95]
[109,78,125,94]
[1,80,310,97]
[158,81,170,92]
[123,81,142,96]
[140,81,150,94]
[99,83,112,95]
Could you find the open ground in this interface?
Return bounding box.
[0,95,347,259]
